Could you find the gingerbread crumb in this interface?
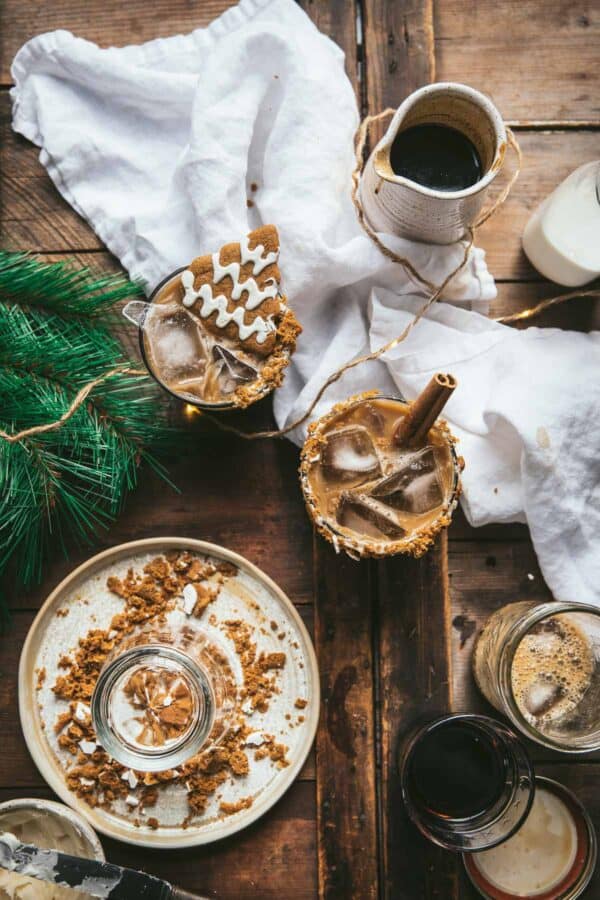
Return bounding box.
[220,796,253,816]
[48,551,296,830]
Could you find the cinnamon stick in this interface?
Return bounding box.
[392,373,457,448]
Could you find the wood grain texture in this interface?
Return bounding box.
[297,0,359,95]
[376,535,462,900]
[362,0,434,142]
[477,130,600,281]
[435,0,600,123]
[0,0,234,85]
[362,4,459,897]
[3,431,314,611]
[313,540,379,900]
[295,3,379,898]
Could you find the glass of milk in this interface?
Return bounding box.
[522,161,600,286]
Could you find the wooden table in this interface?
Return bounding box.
[1,1,599,897]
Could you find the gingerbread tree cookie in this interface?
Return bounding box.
[142,225,301,408]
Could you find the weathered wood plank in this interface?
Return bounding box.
[2,424,314,611]
[313,540,379,899]
[0,782,317,900]
[361,3,462,897]
[362,0,434,142]
[376,535,462,899]
[435,0,600,123]
[477,131,600,281]
[295,3,381,897]
[0,0,234,85]
[297,0,359,95]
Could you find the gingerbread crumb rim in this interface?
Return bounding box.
[299,392,464,560]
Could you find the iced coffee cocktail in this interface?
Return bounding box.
[126,225,301,410]
[300,378,462,558]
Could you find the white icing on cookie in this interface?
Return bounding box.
[181,272,276,344]
[180,234,280,344]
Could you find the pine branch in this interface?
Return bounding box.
[0,252,178,613]
[0,252,145,316]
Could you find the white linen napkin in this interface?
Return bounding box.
[369,291,600,605]
[11,0,598,604]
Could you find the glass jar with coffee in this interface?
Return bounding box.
[399,714,534,852]
[473,601,600,752]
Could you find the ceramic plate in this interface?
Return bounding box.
[19,538,319,848]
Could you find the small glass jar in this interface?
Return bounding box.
[464,776,597,899]
[473,601,600,752]
[399,714,534,852]
[92,624,237,771]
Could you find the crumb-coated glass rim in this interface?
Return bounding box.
[139,267,273,412]
[301,393,462,554]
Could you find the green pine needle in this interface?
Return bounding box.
[0,251,145,315]
[0,251,177,615]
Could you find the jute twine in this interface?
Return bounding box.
[4,110,597,444]
[201,111,525,441]
[0,366,147,444]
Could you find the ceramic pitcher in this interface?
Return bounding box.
[359,82,507,245]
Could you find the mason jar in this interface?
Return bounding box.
[473,601,600,753]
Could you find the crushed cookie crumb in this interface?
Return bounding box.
[294,698,307,709]
[47,551,295,830]
[36,667,46,690]
[220,796,253,816]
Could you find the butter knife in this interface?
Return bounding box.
[0,831,208,899]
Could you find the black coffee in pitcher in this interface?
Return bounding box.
[390,123,482,192]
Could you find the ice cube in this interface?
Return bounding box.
[145,306,208,382]
[358,402,385,435]
[212,345,258,395]
[336,492,406,541]
[321,426,382,484]
[522,677,565,718]
[370,446,443,514]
